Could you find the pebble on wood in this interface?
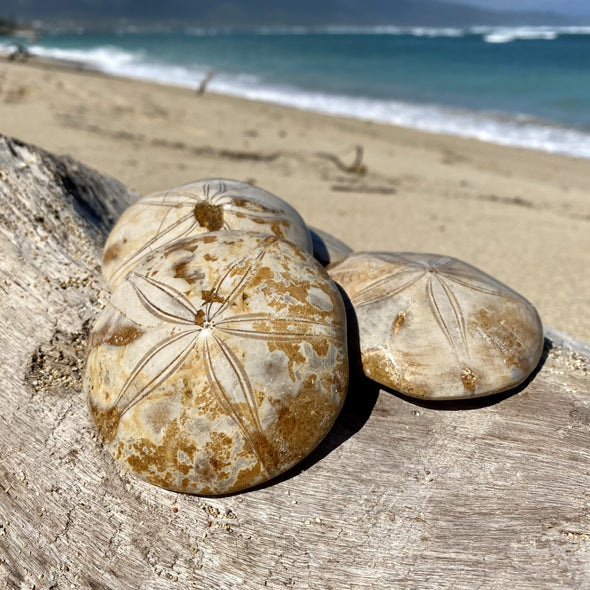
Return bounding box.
[85,230,348,495]
[329,252,544,400]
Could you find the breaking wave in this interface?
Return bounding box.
[9,35,590,160]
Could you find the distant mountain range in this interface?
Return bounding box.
[2,0,574,29]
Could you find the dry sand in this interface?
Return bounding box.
[1,56,589,342]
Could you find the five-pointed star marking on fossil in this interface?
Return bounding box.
[107,237,342,469]
[342,253,522,368]
[110,180,288,285]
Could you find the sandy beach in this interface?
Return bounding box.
[1,55,589,342]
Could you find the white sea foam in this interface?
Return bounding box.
[30,44,212,86]
[30,45,143,71]
[25,42,590,160]
[473,25,590,43]
[210,81,590,159]
[483,27,558,43]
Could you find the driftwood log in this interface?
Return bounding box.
[0,133,588,589]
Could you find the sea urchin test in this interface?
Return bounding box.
[102,178,313,289]
[85,231,348,495]
[329,252,543,400]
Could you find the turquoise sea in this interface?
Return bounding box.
[2,26,590,157]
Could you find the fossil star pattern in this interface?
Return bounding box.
[108,236,343,469]
[110,179,287,286]
[339,253,522,368]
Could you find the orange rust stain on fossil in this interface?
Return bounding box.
[282,280,312,304]
[288,296,335,322]
[249,271,335,321]
[194,309,206,326]
[270,221,286,239]
[248,431,281,475]
[188,459,219,488]
[178,369,226,421]
[89,323,144,348]
[231,197,276,215]
[173,260,205,284]
[89,402,122,444]
[239,211,288,239]
[473,308,530,371]
[320,360,347,395]
[107,325,144,346]
[123,420,198,490]
[304,373,318,389]
[103,242,121,265]
[361,348,427,397]
[392,311,407,334]
[204,431,233,477]
[266,385,340,469]
[164,240,201,257]
[228,419,280,481]
[201,289,225,305]
[233,459,263,492]
[194,201,224,231]
[252,320,271,333]
[309,338,329,357]
[461,367,479,392]
[246,265,274,287]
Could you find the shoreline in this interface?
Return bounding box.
[3,52,590,164]
[1,55,589,341]
[3,42,590,160]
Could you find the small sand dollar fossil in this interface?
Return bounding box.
[102,178,313,289]
[329,252,544,400]
[85,231,348,495]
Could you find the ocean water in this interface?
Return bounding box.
[2,26,590,158]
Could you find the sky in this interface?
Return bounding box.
[458,0,590,17]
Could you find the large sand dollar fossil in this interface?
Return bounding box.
[85,231,348,495]
[329,252,544,400]
[102,178,313,289]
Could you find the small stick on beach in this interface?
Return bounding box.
[196,70,215,96]
[317,144,368,175]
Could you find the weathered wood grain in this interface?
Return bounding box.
[0,134,588,589]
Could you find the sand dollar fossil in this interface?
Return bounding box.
[102,178,313,289]
[329,252,543,400]
[85,231,348,495]
[310,226,353,267]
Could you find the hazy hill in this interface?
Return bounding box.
[2,0,571,28]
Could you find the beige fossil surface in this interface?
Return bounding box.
[329,252,544,400]
[85,231,348,494]
[102,179,313,289]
